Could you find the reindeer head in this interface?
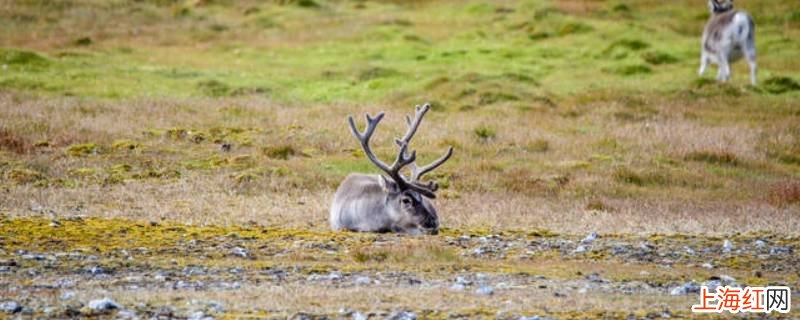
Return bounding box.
[348,103,453,234]
[708,0,734,14]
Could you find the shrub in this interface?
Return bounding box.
[264,144,296,159]
[473,126,496,141]
[763,77,800,94]
[642,51,679,65]
[769,181,800,206]
[684,150,739,166]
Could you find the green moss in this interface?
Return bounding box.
[66,143,103,156]
[111,139,140,151]
[197,79,232,97]
[641,51,680,65]
[68,167,101,177]
[609,64,652,76]
[473,126,496,141]
[264,144,296,160]
[0,48,50,68]
[5,168,45,185]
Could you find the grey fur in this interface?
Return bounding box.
[330,173,438,235]
[699,0,757,85]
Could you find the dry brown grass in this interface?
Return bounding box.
[1,92,798,235]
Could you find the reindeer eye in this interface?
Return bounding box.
[401,197,412,205]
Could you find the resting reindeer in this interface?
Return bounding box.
[699,0,757,85]
[330,103,453,235]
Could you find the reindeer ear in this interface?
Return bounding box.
[378,175,400,193]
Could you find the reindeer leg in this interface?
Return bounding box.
[745,43,757,86]
[698,52,709,77]
[716,55,729,82]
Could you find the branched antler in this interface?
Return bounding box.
[348,103,453,198]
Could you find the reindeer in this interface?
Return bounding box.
[699,0,757,85]
[330,103,453,235]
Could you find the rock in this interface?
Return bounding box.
[519,316,542,320]
[60,291,76,300]
[611,245,629,255]
[231,247,249,258]
[719,275,736,284]
[670,282,700,295]
[585,273,609,283]
[683,246,695,255]
[389,310,417,320]
[581,232,598,244]
[638,242,655,252]
[307,271,342,281]
[770,246,792,255]
[475,286,494,296]
[183,266,206,276]
[722,240,733,253]
[354,276,371,285]
[87,298,121,312]
[701,263,714,269]
[450,283,466,291]
[88,266,106,275]
[573,245,587,253]
[0,300,22,314]
[189,311,212,320]
[455,276,472,286]
[49,220,61,227]
[352,311,367,320]
[702,279,722,291]
[117,309,138,319]
[754,240,767,248]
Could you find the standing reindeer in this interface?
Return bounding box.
[699,0,757,85]
[330,103,453,235]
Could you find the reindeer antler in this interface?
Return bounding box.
[348,103,453,198]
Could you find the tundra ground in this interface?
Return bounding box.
[1,0,799,318]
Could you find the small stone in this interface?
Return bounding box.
[684,246,695,255]
[519,316,542,320]
[117,309,138,319]
[389,310,417,320]
[581,232,598,244]
[754,240,767,248]
[0,301,22,314]
[353,311,368,320]
[639,242,655,251]
[354,276,371,285]
[327,271,343,281]
[769,246,792,255]
[573,245,587,253]
[475,286,494,296]
[611,245,629,255]
[49,220,61,227]
[701,263,714,269]
[670,282,700,296]
[450,283,466,291]
[89,266,106,275]
[585,273,608,283]
[455,276,472,286]
[60,291,76,300]
[231,247,249,258]
[87,298,121,312]
[722,240,733,253]
[719,275,737,284]
[188,311,210,320]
